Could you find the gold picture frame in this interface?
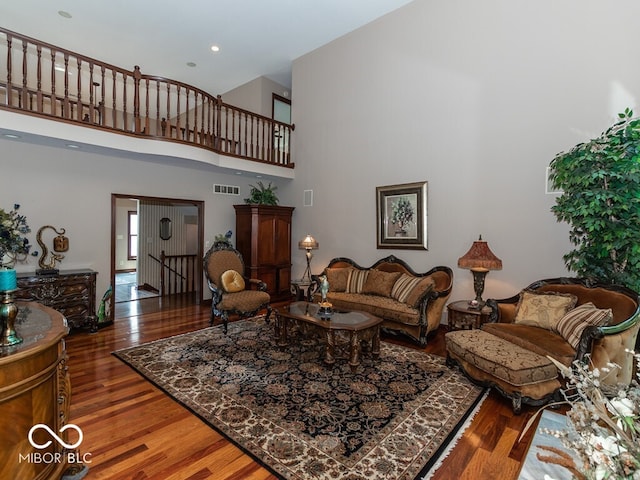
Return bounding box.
[376,181,428,250]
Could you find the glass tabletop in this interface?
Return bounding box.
[0,302,66,358]
[284,301,381,329]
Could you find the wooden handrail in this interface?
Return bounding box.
[0,27,294,168]
[149,252,198,297]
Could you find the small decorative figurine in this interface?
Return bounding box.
[318,274,333,316]
[319,275,329,303]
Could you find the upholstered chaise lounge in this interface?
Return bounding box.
[445,277,640,413]
[311,256,453,345]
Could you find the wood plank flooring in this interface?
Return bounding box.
[67,297,544,480]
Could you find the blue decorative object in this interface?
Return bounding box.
[0,269,17,291]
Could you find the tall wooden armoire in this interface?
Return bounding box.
[234,204,294,302]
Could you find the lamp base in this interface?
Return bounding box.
[470,269,488,307]
[301,250,313,283]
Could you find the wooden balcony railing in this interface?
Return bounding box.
[0,28,294,168]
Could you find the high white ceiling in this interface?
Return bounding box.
[1,0,414,95]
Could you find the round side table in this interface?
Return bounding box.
[446,300,491,331]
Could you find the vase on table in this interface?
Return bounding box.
[0,269,21,346]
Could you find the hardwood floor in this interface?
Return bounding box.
[67,297,543,480]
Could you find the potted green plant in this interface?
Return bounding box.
[549,108,640,291]
[243,181,279,205]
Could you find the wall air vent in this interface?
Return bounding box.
[213,184,240,195]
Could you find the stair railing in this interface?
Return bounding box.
[159,251,198,297]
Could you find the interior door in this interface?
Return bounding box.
[110,194,205,323]
[272,93,291,155]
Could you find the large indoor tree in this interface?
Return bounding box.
[549,108,640,292]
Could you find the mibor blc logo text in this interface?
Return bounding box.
[19,424,92,465]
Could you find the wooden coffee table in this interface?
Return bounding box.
[275,301,383,371]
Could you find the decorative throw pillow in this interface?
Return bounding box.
[514,290,578,330]
[220,269,245,293]
[345,269,369,293]
[554,302,612,349]
[404,277,436,308]
[362,270,402,297]
[391,274,423,303]
[324,267,350,292]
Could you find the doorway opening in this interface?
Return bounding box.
[110,194,205,323]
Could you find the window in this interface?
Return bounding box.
[128,211,138,260]
[272,93,291,124]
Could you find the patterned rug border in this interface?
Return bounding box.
[419,389,488,479]
[113,318,487,480]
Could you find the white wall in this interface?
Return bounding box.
[0,138,276,299]
[287,0,640,302]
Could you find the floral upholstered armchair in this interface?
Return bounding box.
[203,243,272,332]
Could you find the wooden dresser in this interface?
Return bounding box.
[0,302,85,480]
[234,204,294,302]
[15,270,98,331]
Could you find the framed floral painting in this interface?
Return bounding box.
[376,181,428,250]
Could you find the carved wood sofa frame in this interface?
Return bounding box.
[311,255,453,346]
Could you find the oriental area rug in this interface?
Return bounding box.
[113,317,486,480]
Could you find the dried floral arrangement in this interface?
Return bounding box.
[0,204,34,268]
[527,352,640,480]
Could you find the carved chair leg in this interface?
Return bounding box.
[511,393,522,415]
[209,306,216,326]
[264,305,272,324]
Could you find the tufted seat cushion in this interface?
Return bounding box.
[481,323,576,367]
[446,329,558,387]
[326,292,420,325]
[445,329,562,413]
[218,290,270,311]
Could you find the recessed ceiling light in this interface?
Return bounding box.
[210,45,220,53]
[3,133,20,139]
[186,62,196,68]
[66,144,80,149]
[58,10,72,19]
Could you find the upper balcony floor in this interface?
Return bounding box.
[0,28,295,179]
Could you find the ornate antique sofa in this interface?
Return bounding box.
[311,256,453,345]
[445,277,640,413]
